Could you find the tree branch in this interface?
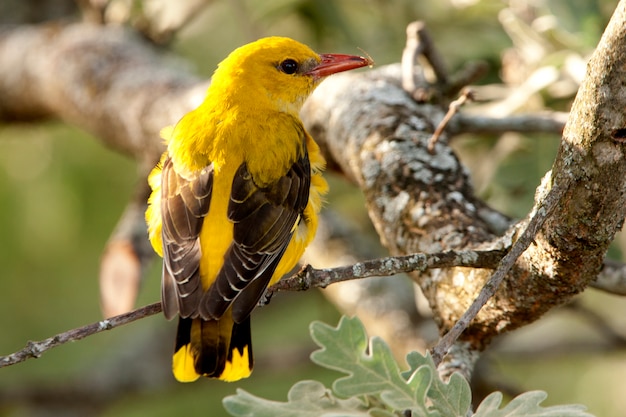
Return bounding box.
[270,248,505,293]
[0,250,503,369]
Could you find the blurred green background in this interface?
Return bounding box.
[1,0,625,416]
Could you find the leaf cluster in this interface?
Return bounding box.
[223,316,594,417]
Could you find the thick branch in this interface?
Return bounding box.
[302,65,512,347]
[301,0,626,353]
[528,1,626,289]
[0,23,208,166]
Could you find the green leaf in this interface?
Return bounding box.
[405,352,471,416]
[309,316,439,415]
[223,380,374,417]
[473,391,595,417]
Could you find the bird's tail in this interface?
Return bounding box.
[172,312,253,382]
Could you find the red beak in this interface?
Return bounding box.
[306,53,372,79]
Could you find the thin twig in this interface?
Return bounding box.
[428,88,475,153]
[430,176,572,366]
[451,112,567,136]
[0,249,505,369]
[0,302,162,368]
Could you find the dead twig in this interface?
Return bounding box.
[428,88,475,153]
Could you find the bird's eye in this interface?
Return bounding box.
[279,59,299,75]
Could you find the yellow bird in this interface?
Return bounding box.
[146,37,370,382]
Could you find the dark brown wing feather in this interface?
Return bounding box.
[160,157,214,319]
[200,150,311,323]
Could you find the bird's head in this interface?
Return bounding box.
[208,37,371,115]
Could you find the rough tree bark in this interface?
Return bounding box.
[1,0,626,389]
[302,0,626,373]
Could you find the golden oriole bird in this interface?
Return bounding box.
[145,37,370,382]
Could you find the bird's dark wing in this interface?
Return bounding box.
[160,156,213,319]
[200,150,310,323]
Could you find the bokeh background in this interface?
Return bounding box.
[1,0,625,416]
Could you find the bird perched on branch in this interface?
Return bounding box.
[146,37,371,382]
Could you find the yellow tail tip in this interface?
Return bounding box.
[172,344,252,382]
[172,345,201,383]
[219,346,252,382]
